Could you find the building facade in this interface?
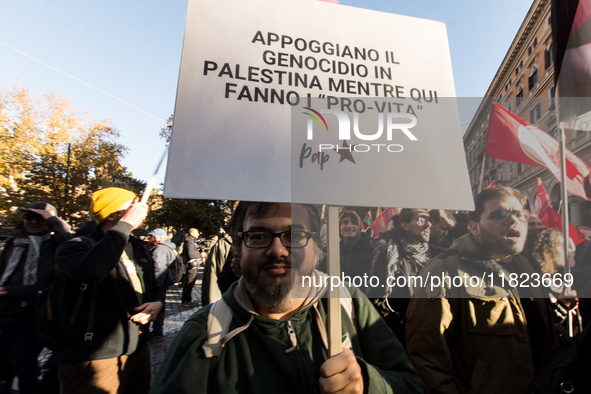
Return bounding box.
[463,0,591,226]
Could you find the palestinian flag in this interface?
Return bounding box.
[361,209,372,232]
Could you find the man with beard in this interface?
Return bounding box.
[151,202,424,394]
[369,208,432,345]
[428,209,456,253]
[406,186,559,394]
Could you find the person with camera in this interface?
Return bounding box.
[0,202,71,393]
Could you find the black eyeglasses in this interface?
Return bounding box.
[239,230,316,248]
[486,209,529,223]
[23,213,45,222]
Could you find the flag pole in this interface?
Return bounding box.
[478,154,486,193]
[554,80,577,334]
[140,142,169,204]
[327,205,342,356]
[558,126,570,275]
[558,124,576,336]
[555,85,571,276]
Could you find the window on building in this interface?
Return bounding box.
[528,37,538,55]
[509,163,514,179]
[507,99,512,112]
[550,86,556,109]
[550,126,559,139]
[516,86,524,107]
[506,79,512,92]
[516,60,523,76]
[545,44,554,70]
[518,163,526,173]
[499,168,504,181]
[530,103,541,123]
[528,66,538,90]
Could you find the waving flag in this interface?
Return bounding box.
[368,208,396,237]
[486,102,590,200]
[535,177,585,245]
[361,209,372,232]
[552,0,591,130]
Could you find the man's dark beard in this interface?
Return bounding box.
[242,251,318,312]
[243,274,292,312]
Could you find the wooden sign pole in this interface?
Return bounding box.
[326,205,342,356]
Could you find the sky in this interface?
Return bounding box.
[0,0,533,184]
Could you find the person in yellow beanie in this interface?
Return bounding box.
[55,187,164,394]
[90,187,138,224]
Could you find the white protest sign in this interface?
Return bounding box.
[164,0,474,210]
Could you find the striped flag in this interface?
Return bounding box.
[361,209,372,232]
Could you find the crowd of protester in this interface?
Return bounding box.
[0,185,590,393]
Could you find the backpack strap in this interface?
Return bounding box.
[202,300,234,359]
[69,236,99,343]
[63,282,97,343]
[339,286,355,321]
[202,299,254,364]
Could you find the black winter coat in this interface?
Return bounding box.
[56,221,164,363]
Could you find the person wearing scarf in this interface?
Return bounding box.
[369,209,432,346]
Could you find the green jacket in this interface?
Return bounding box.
[405,234,557,394]
[152,277,424,394]
[201,236,232,306]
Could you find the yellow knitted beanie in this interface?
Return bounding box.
[91,187,137,224]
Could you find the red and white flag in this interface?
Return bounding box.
[368,208,396,238]
[535,177,585,245]
[486,102,590,200]
[486,180,496,189]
